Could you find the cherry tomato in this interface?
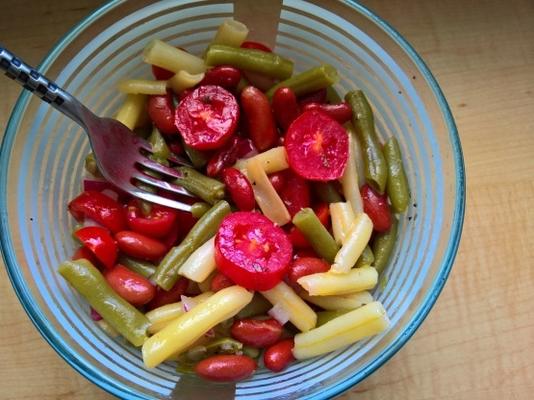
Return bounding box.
[210,272,234,292]
[195,355,257,382]
[222,168,255,211]
[206,136,257,177]
[240,41,272,52]
[301,102,352,124]
[272,87,299,131]
[74,226,117,269]
[298,88,327,106]
[68,190,126,233]
[285,110,349,181]
[147,93,178,135]
[278,170,310,217]
[105,264,156,306]
[126,200,178,239]
[215,212,292,291]
[287,257,330,290]
[175,85,239,150]
[199,65,242,90]
[71,246,100,266]
[361,184,392,232]
[146,276,189,310]
[115,231,167,262]
[263,339,295,372]
[240,86,278,152]
[151,65,174,80]
[268,172,286,192]
[231,318,282,348]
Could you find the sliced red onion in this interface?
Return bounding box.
[101,188,119,201]
[268,303,290,325]
[204,329,216,339]
[180,295,197,312]
[90,307,103,321]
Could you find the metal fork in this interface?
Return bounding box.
[0,46,195,211]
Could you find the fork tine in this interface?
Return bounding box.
[132,171,195,198]
[138,139,153,152]
[131,189,193,212]
[137,157,185,180]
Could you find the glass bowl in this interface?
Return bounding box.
[0,1,465,399]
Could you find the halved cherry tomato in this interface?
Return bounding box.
[268,172,286,193]
[222,168,255,211]
[206,136,257,178]
[126,200,178,239]
[361,184,392,232]
[288,202,330,249]
[175,85,239,150]
[301,102,352,124]
[272,87,300,131]
[285,110,349,181]
[287,257,330,290]
[68,191,126,233]
[240,41,272,52]
[278,170,310,217]
[264,339,295,372]
[115,231,167,262]
[298,88,327,106]
[74,226,117,269]
[105,264,156,306]
[215,212,292,291]
[241,86,278,152]
[151,65,175,81]
[231,318,282,348]
[71,246,100,266]
[148,93,178,135]
[195,355,257,382]
[199,65,242,90]
[146,276,189,310]
[210,272,234,292]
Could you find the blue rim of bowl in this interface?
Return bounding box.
[0,1,465,399]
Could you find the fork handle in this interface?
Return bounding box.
[0,46,90,127]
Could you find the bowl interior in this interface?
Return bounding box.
[0,1,464,399]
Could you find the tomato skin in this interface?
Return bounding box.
[175,85,239,150]
[231,318,282,348]
[206,136,257,177]
[71,246,100,266]
[360,184,392,232]
[240,86,278,152]
[151,65,174,80]
[215,212,293,291]
[74,226,117,269]
[272,87,299,131]
[195,355,257,382]
[210,272,234,292]
[126,200,178,239]
[298,88,327,106]
[148,93,178,135]
[287,257,330,289]
[199,65,242,90]
[115,231,167,262]
[105,264,156,306]
[146,277,189,310]
[240,41,272,52]
[301,102,352,124]
[68,191,126,233]
[278,171,310,217]
[222,168,255,211]
[263,339,295,372]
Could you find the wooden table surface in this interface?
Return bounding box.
[1,1,533,399]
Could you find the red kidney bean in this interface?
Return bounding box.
[146,276,189,310]
[115,231,167,262]
[298,88,327,106]
[147,93,178,135]
[240,41,272,53]
[279,171,310,217]
[105,264,156,306]
[168,140,183,155]
[206,136,257,178]
[151,65,174,80]
[210,272,234,292]
[230,318,283,348]
[241,86,278,151]
[301,102,353,124]
[272,87,300,131]
[287,257,330,289]
[360,184,392,232]
[268,172,286,192]
[264,339,295,372]
[288,202,330,249]
[195,355,257,382]
[221,167,256,211]
[199,65,242,90]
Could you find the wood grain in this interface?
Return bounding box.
[1,0,533,399]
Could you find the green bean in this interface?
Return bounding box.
[153,200,231,290]
[312,181,343,203]
[58,259,150,346]
[326,86,342,104]
[118,256,156,278]
[236,293,272,318]
[205,44,293,80]
[191,202,211,219]
[316,310,349,327]
[372,217,398,273]
[266,64,339,99]
[173,167,225,205]
[384,137,410,213]
[148,127,170,164]
[242,346,260,359]
[345,90,388,194]
[355,245,375,268]
[292,208,339,263]
[84,153,102,177]
[184,143,209,168]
